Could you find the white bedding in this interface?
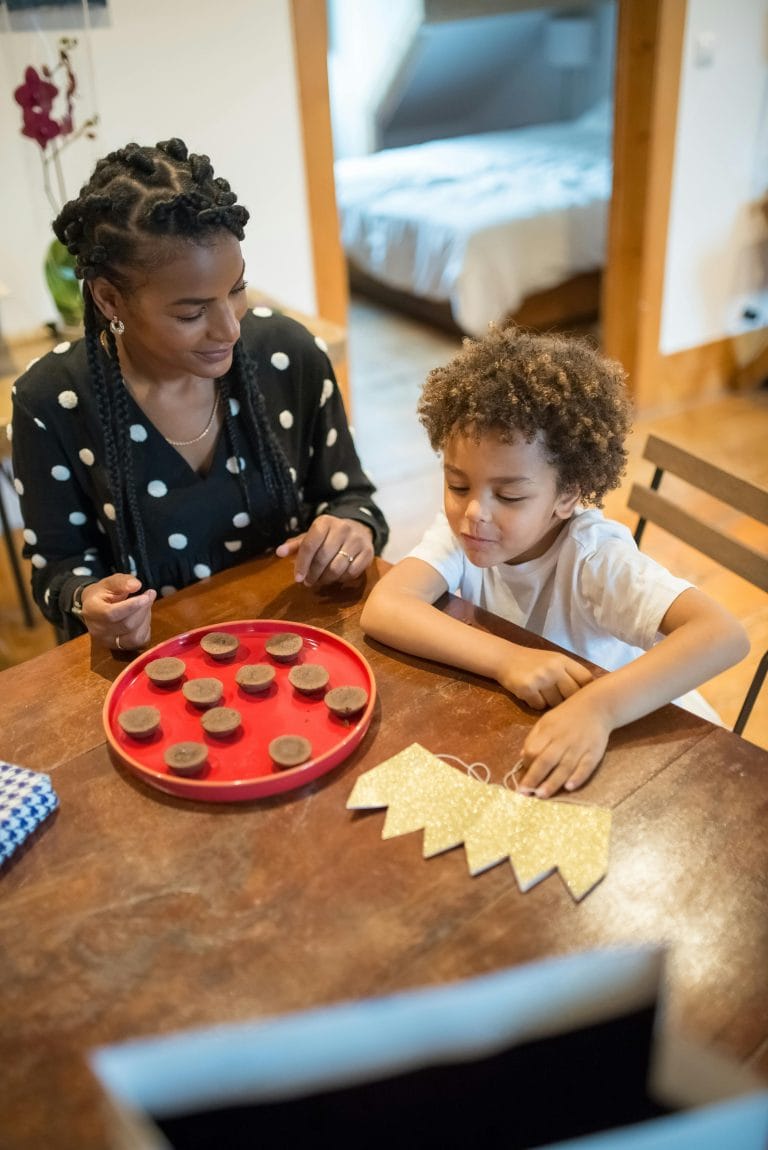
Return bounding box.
[335,106,612,336]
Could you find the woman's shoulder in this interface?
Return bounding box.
[12,336,88,407]
[239,306,328,363]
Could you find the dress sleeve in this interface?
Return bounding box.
[302,359,389,554]
[241,310,390,554]
[11,373,111,635]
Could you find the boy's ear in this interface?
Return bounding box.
[554,487,580,518]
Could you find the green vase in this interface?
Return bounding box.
[44,238,84,330]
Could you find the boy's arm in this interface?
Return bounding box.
[361,559,593,710]
[518,587,750,798]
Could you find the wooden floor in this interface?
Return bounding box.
[1,296,766,753]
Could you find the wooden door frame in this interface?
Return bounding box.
[289,0,350,401]
[293,0,742,414]
[604,0,742,409]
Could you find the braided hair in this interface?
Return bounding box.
[53,137,300,587]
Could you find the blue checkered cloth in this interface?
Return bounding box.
[0,761,58,865]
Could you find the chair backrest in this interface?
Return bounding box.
[628,433,768,737]
[628,434,768,593]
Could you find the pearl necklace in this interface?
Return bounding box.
[164,391,220,447]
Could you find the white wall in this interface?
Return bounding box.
[0,0,316,339]
[327,0,424,158]
[660,0,768,354]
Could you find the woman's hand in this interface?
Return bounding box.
[80,574,156,651]
[276,516,375,587]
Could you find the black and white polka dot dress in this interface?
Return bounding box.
[10,309,388,636]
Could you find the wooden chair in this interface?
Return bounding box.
[628,433,768,737]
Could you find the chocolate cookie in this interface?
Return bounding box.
[200,631,240,661]
[201,706,242,738]
[117,705,161,739]
[182,677,224,709]
[324,685,369,718]
[269,734,312,769]
[235,664,277,694]
[264,632,303,662]
[145,656,186,687]
[288,664,330,694]
[164,741,208,775]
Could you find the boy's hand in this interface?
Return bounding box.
[516,692,612,798]
[498,646,593,710]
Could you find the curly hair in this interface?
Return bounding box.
[52,138,300,586]
[417,326,632,506]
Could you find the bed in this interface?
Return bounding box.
[334,100,613,336]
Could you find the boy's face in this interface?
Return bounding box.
[442,428,579,567]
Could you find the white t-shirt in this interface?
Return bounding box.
[409,507,722,723]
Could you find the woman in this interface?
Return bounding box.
[11,138,388,648]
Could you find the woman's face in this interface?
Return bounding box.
[97,232,249,383]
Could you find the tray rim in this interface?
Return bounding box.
[102,618,376,802]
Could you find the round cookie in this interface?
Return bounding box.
[265,632,303,663]
[324,685,369,718]
[201,706,242,738]
[235,664,276,694]
[182,677,223,709]
[200,631,240,661]
[288,664,330,694]
[269,734,312,769]
[165,741,208,775]
[145,656,186,687]
[117,705,161,739]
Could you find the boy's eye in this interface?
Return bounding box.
[446,484,468,494]
[177,313,203,324]
[496,494,524,503]
[231,281,248,296]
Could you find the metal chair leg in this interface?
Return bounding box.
[0,465,35,628]
[733,650,768,737]
[633,465,664,547]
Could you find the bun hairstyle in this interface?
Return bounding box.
[53,139,300,586]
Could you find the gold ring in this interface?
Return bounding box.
[115,635,123,650]
[337,550,355,564]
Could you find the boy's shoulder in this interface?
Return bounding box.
[565,507,635,551]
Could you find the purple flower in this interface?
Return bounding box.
[14,66,62,149]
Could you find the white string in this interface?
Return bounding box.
[502,759,526,792]
[435,753,491,784]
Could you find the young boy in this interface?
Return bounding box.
[360,326,749,798]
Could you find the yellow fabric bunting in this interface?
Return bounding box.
[347,743,611,901]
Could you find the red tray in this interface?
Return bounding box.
[103,620,376,802]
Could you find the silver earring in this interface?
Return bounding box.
[109,316,125,336]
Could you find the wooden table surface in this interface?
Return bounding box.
[1,556,767,1148]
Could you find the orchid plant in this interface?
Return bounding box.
[14,36,98,215]
[13,36,97,327]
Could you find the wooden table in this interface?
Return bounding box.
[1,556,767,1148]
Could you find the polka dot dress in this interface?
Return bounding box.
[10,311,389,636]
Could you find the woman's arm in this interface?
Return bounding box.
[11,379,111,634]
[361,558,594,708]
[269,317,388,585]
[517,587,750,797]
